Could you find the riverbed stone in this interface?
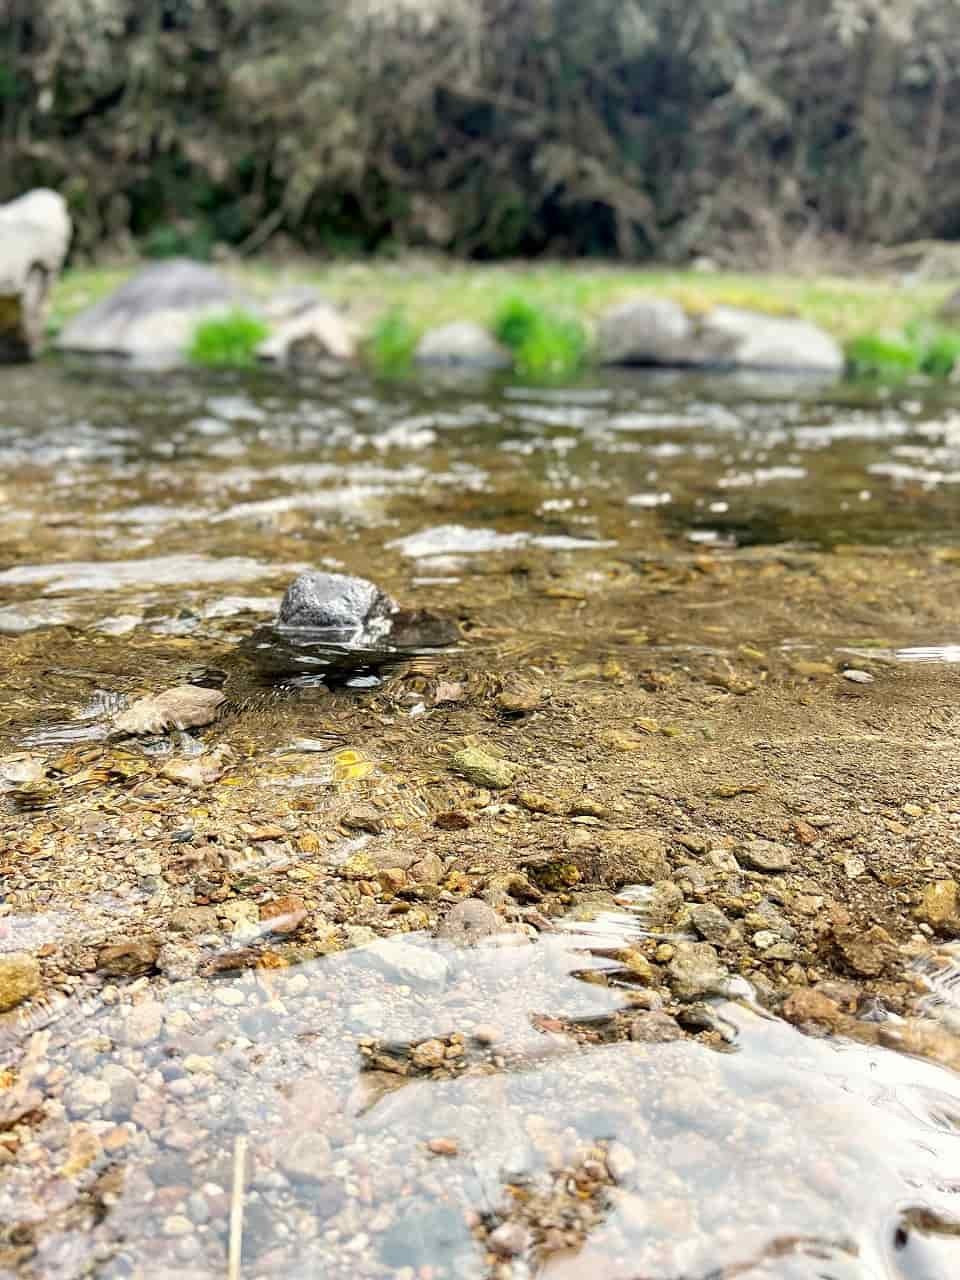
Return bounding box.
[0,953,40,1011]
[697,307,844,373]
[914,880,958,932]
[667,941,728,1001]
[596,297,693,365]
[56,258,252,365]
[0,189,72,361]
[278,570,396,632]
[451,745,518,790]
[686,902,734,943]
[437,899,502,944]
[415,322,512,369]
[97,940,159,977]
[831,922,893,977]
[739,839,792,873]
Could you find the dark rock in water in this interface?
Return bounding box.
[278,571,395,634]
[246,571,457,685]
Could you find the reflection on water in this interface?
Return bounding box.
[1,896,959,1279]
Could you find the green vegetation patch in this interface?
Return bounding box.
[846,322,960,381]
[493,296,587,380]
[364,307,418,377]
[188,309,268,368]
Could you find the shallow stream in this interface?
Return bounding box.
[2,361,960,1278]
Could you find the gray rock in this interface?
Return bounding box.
[102,1064,139,1117]
[169,906,221,936]
[437,899,502,944]
[667,941,728,1001]
[0,952,40,1011]
[595,297,692,365]
[277,571,396,633]
[278,1131,332,1183]
[687,902,733,943]
[0,189,71,361]
[629,1010,684,1042]
[257,302,355,366]
[56,259,251,365]
[643,880,684,926]
[697,307,843,374]
[360,938,449,989]
[415,322,512,369]
[739,839,792,873]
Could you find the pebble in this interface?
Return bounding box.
[427,1138,459,1157]
[97,940,159,977]
[411,1040,447,1070]
[915,880,958,932]
[278,1132,333,1183]
[739,839,792,873]
[162,1215,194,1238]
[488,1221,530,1257]
[687,903,733,943]
[260,895,308,935]
[121,1000,165,1047]
[0,952,40,1011]
[451,745,519,790]
[667,942,728,1001]
[437,899,502,944]
[842,669,874,684]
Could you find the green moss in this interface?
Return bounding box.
[364,306,418,376]
[844,333,921,381]
[187,310,268,368]
[493,296,587,380]
[906,320,960,378]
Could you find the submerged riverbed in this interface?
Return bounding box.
[2,361,960,1278]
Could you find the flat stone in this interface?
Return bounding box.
[915,880,958,932]
[667,941,728,1001]
[831,923,893,977]
[437,899,502,944]
[0,953,40,1011]
[277,1131,332,1183]
[687,902,733,943]
[739,839,792,873]
[97,941,159,977]
[451,745,518,790]
[415,321,512,369]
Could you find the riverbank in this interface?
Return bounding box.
[49,258,955,348]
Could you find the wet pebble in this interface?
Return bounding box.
[0,951,40,1011]
[738,840,792,874]
[687,903,733,943]
[437,899,502,944]
[667,942,728,1001]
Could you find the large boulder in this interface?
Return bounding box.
[415,321,512,369]
[696,306,844,374]
[595,297,693,366]
[56,258,252,366]
[594,295,843,374]
[0,189,72,361]
[257,300,355,368]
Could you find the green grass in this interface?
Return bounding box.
[363,306,418,376]
[187,309,268,368]
[845,320,960,381]
[845,333,921,381]
[493,295,587,380]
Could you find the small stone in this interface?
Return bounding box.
[687,903,733,943]
[519,791,563,815]
[278,1132,332,1183]
[605,1141,637,1183]
[739,840,792,873]
[437,899,501,945]
[427,1137,459,1157]
[488,1221,529,1258]
[841,669,874,684]
[377,867,407,894]
[643,880,684,926]
[157,943,200,982]
[831,923,893,977]
[752,930,778,951]
[169,906,220,935]
[121,999,164,1047]
[782,987,842,1030]
[260,895,308,935]
[629,1011,683,1042]
[411,1040,447,1070]
[844,856,866,880]
[97,940,159,977]
[451,745,518,790]
[410,853,444,885]
[915,881,958,932]
[496,687,542,715]
[163,1216,194,1238]
[0,953,40,1011]
[667,942,727,1001]
[342,809,385,835]
[65,1077,111,1115]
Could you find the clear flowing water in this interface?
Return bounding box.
[2,361,960,1278]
